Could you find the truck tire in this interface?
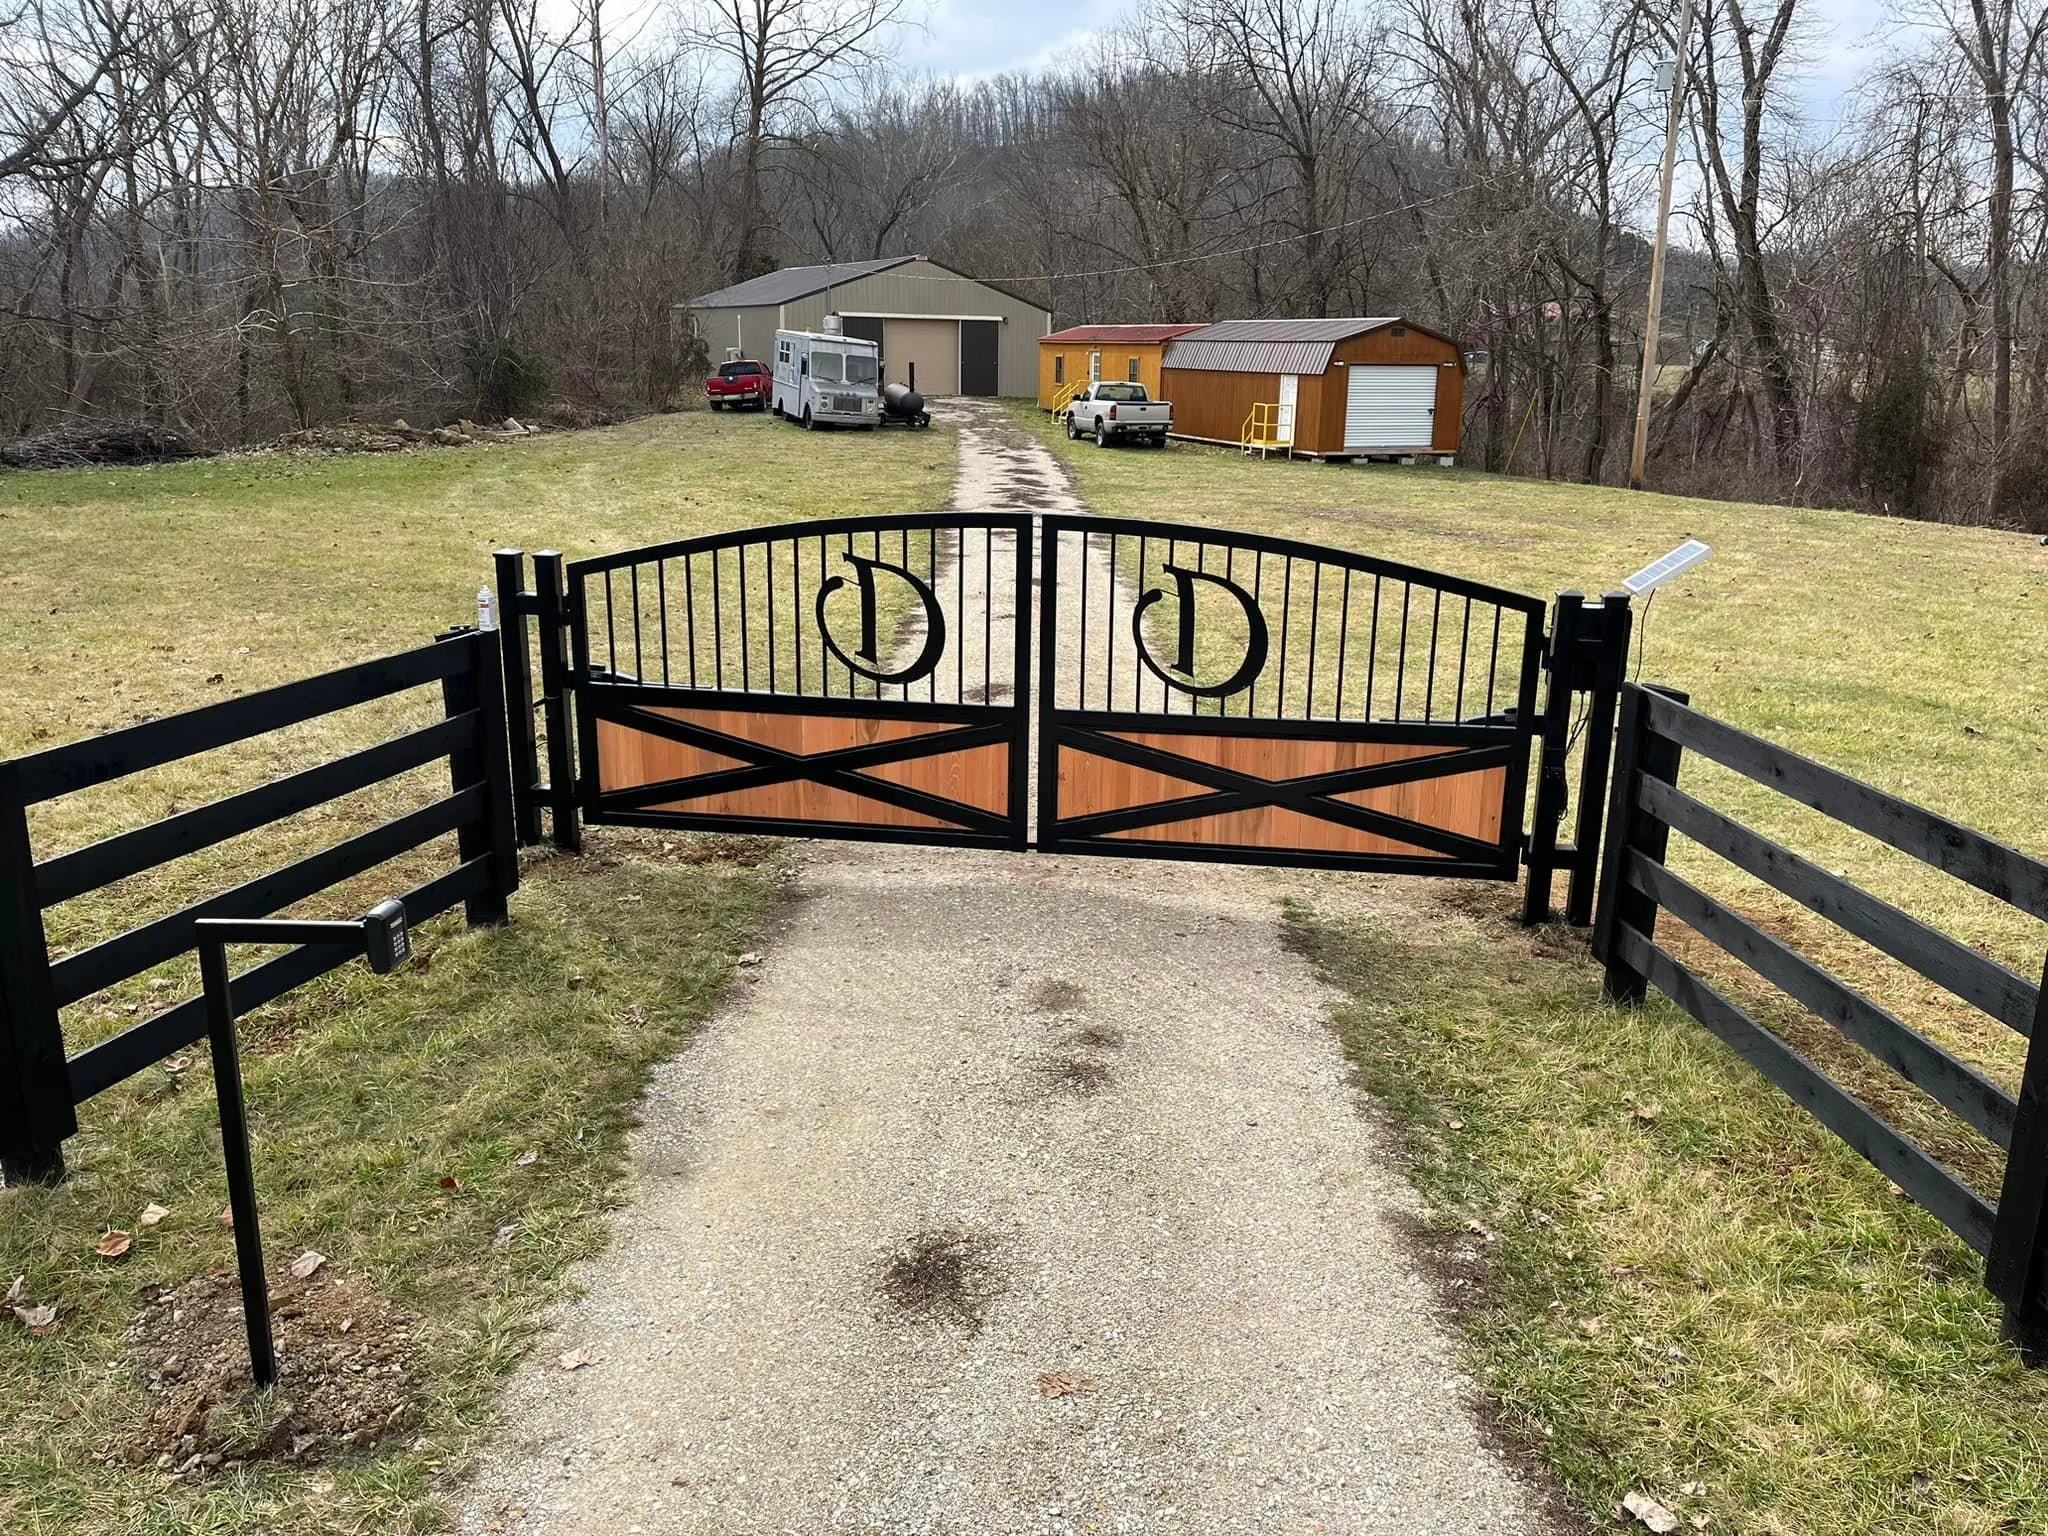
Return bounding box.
[708,400,721,411]
[1065,416,1080,440]
[803,406,816,431]
[1094,420,1109,448]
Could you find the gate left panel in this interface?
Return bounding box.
[566,514,1034,849]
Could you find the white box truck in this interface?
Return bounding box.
[772,322,882,430]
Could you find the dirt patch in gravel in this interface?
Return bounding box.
[1025,978,1087,1013]
[877,1225,1004,1329]
[1063,1023,1124,1050]
[121,1266,419,1476]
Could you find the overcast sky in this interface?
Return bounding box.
[891,0,1896,126]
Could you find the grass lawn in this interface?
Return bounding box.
[0,410,953,1534]
[1015,407,2048,1535]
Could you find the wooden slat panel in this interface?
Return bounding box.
[861,742,1011,814]
[1058,732,1504,855]
[1056,746,1211,818]
[595,708,1005,829]
[1106,732,1503,843]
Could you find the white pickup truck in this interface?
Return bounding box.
[1063,382,1172,448]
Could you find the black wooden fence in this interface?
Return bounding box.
[1593,682,2048,1350]
[0,629,518,1183]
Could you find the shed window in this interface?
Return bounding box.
[1390,326,1407,337]
[1054,355,1065,384]
[1127,357,1141,382]
[1089,351,1101,381]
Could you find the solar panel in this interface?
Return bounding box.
[1623,539,1712,595]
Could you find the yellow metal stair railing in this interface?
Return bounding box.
[1049,378,1085,414]
[1241,401,1289,458]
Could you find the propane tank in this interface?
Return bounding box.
[882,382,926,419]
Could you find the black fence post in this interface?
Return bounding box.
[1521,590,1583,925]
[493,549,543,847]
[0,774,74,1184]
[531,551,581,853]
[1988,955,2048,1360]
[1592,683,1688,1004]
[1565,591,1634,926]
[438,630,514,926]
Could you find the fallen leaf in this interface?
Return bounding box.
[338,1317,354,1334]
[288,1250,327,1280]
[514,1150,539,1168]
[53,1402,78,1420]
[493,1223,518,1249]
[736,951,762,967]
[218,1205,234,1226]
[13,1303,57,1331]
[1577,1316,1605,1335]
[439,1175,461,1191]
[1446,1118,1465,1131]
[1630,1103,1660,1125]
[1680,1481,1707,1497]
[162,1057,191,1076]
[1036,1370,1095,1398]
[4,1276,22,1306]
[139,1203,171,1227]
[96,1231,132,1260]
[625,1004,647,1026]
[1623,1492,1681,1533]
[557,1346,595,1371]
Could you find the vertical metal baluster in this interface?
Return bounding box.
[1486,607,1502,716]
[1333,569,1352,721]
[1080,529,1092,710]
[1135,534,1148,712]
[684,552,698,687]
[1166,538,1180,714]
[1105,532,1120,710]
[657,560,670,686]
[710,549,724,689]
[1225,545,1238,715]
[956,524,965,702]
[630,566,643,680]
[1194,542,1208,716]
[793,540,804,696]
[765,537,777,693]
[1249,551,1264,717]
[1305,563,1322,719]
[604,569,617,675]
[738,543,751,692]
[820,536,833,696]
[1394,583,1412,719]
[902,526,913,704]
[1275,555,1292,716]
[1424,589,1442,720]
[1365,575,1382,719]
[984,526,994,700]
[1454,596,1472,719]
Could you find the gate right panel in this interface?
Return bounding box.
[1036,516,1546,876]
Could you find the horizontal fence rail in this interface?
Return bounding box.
[1593,683,2048,1350]
[0,631,519,1182]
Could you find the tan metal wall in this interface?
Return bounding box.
[694,304,780,362]
[782,259,1049,397]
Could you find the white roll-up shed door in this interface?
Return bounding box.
[1343,365,1439,451]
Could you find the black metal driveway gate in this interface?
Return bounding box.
[496,514,1631,914]
[1036,515,1546,877]
[546,514,1035,849]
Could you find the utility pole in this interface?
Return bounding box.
[1629,0,1696,491]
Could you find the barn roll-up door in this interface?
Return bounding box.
[1344,365,1438,451]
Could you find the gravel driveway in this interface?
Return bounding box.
[456,405,1558,1536]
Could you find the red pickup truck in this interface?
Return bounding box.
[706,359,769,411]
